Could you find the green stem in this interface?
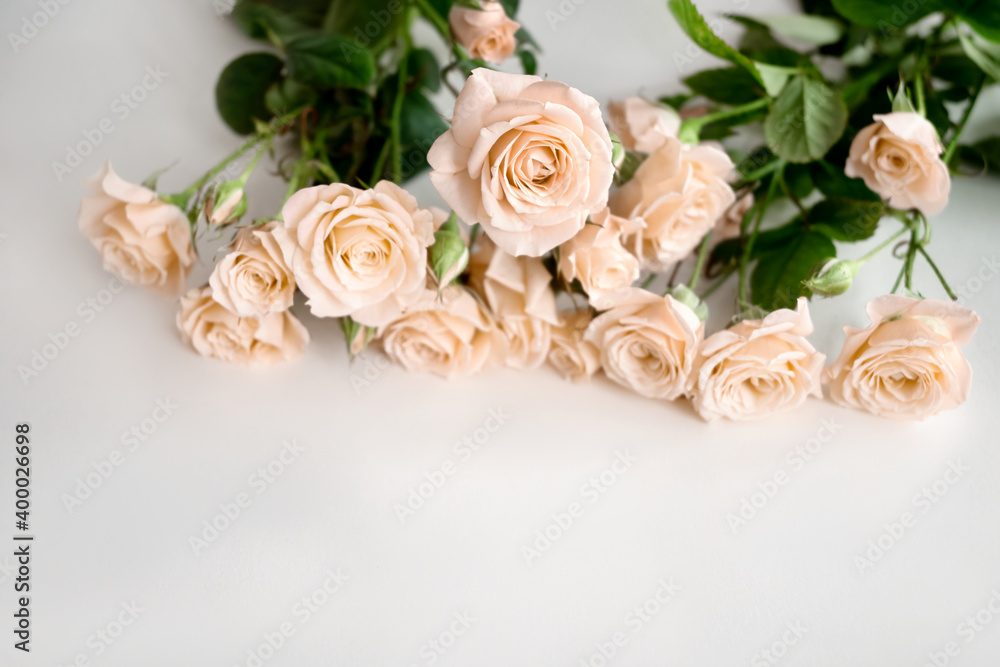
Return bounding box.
[699,267,735,300]
[914,67,927,118]
[687,231,713,292]
[859,225,908,264]
[412,0,451,40]
[944,74,986,165]
[917,245,958,300]
[679,98,769,144]
[641,273,657,289]
[904,227,919,291]
[738,169,783,307]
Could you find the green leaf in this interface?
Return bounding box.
[934,54,988,89]
[519,49,538,76]
[709,216,806,267]
[755,62,797,96]
[753,14,845,46]
[960,28,1000,81]
[764,75,847,163]
[684,67,762,104]
[752,230,836,310]
[784,162,814,200]
[809,198,885,241]
[265,77,317,115]
[949,0,1000,42]
[407,48,441,92]
[830,0,942,32]
[810,160,879,200]
[668,0,764,85]
[285,33,376,89]
[398,90,449,180]
[230,2,310,44]
[215,53,285,135]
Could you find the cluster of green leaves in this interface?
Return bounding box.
[215,0,536,189]
[667,0,997,311]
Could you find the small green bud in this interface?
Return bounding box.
[429,213,469,291]
[340,316,376,358]
[610,133,625,169]
[209,180,247,225]
[669,284,708,322]
[805,259,861,297]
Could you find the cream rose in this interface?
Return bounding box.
[448,1,520,64]
[558,207,642,309]
[715,191,753,242]
[378,285,509,379]
[687,298,824,422]
[611,137,735,271]
[607,97,680,154]
[176,285,308,365]
[584,288,703,400]
[209,223,296,317]
[281,181,439,327]
[468,236,560,369]
[78,162,195,296]
[548,310,601,383]
[824,296,979,420]
[845,112,951,216]
[428,68,614,257]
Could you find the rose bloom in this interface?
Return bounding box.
[281,181,439,327]
[584,288,703,400]
[468,236,560,369]
[714,191,753,243]
[825,295,980,420]
[611,137,735,271]
[378,285,509,379]
[558,207,642,309]
[428,68,614,257]
[845,112,950,216]
[176,285,309,365]
[607,97,680,154]
[548,309,601,383]
[687,298,825,422]
[448,1,520,64]
[78,162,195,296]
[209,223,296,317]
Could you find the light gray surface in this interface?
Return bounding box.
[2,1,1000,665]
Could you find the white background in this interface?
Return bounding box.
[3,0,1000,665]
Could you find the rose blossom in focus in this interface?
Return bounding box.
[558,207,642,309]
[448,1,520,64]
[176,285,309,365]
[687,298,825,422]
[78,162,195,296]
[209,223,297,317]
[611,137,735,271]
[281,181,440,328]
[428,68,614,257]
[845,112,950,216]
[584,288,703,400]
[607,97,680,154]
[824,295,979,420]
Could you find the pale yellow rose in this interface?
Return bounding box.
[584,288,703,400]
[845,112,951,216]
[78,162,195,296]
[378,285,509,379]
[468,236,560,369]
[448,1,520,64]
[688,298,825,422]
[607,97,680,154]
[281,181,439,327]
[176,285,308,365]
[824,295,979,420]
[209,223,296,317]
[611,137,735,271]
[428,68,614,257]
[548,309,601,383]
[558,207,642,309]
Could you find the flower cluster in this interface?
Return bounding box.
[77,0,990,422]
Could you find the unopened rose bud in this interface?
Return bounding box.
[805,259,860,297]
[669,284,708,321]
[429,213,470,290]
[209,180,247,225]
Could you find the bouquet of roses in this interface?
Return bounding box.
[77,0,996,421]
